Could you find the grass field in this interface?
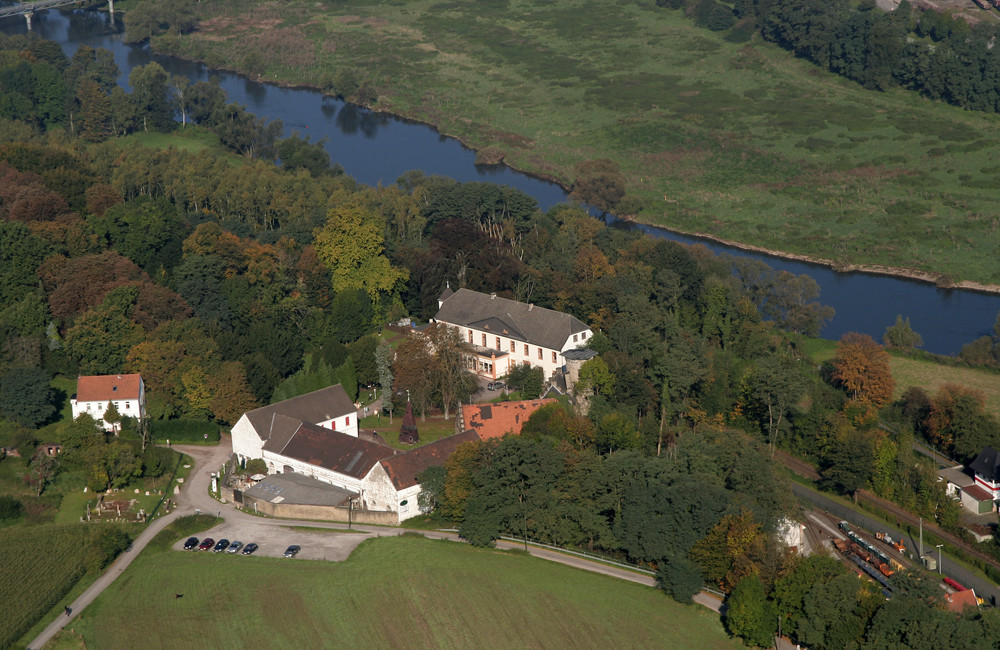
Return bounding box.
[0,524,90,648]
[889,354,1000,420]
[51,534,739,649]
[154,0,1000,286]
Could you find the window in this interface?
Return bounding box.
[468,330,473,343]
[582,331,587,340]
[482,333,487,346]
[510,341,515,352]
[125,402,130,409]
[538,347,543,360]
[552,351,557,363]
[573,334,578,342]
[524,344,529,356]
[496,337,501,350]
[346,416,351,427]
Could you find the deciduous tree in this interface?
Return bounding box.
[832,332,894,407]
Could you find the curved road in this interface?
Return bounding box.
[31,435,719,648]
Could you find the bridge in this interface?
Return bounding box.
[0,0,114,30]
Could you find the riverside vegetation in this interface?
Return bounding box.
[134,0,1000,287]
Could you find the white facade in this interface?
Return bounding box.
[461,326,593,380]
[70,374,145,432]
[263,449,366,495]
[362,463,423,521]
[231,415,266,461]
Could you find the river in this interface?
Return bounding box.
[3,6,999,356]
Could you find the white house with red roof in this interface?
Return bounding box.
[71,374,145,432]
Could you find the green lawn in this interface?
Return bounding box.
[361,412,458,449]
[156,0,1000,286]
[51,534,739,649]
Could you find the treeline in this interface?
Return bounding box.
[656,0,1000,114]
[0,33,332,166]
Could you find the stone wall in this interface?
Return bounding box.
[236,491,399,526]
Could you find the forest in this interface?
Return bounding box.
[662,0,1000,113]
[3,29,1000,648]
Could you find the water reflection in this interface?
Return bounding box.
[243,76,266,105]
[335,104,389,139]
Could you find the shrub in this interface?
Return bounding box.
[0,496,23,521]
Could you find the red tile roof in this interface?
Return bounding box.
[380,430,482,490]
[945,589,979,614]
[962,484,994,502]
[462,399,557,440]
[76,374,142,402]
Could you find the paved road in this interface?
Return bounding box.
[33,435,724,648]
[792,482,1000,606]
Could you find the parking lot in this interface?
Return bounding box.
[173,519,373,561]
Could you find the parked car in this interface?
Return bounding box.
[213,539,230,552]
[487,381,505,391]
[242,543,259,556]
[283,545,301,558]
[227,541,243,554]
[183,537,199,550]
[198,538,215,551]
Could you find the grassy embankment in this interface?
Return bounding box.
[48,532,740,650]
[800,337,1000,420]
[150,0,1000,286]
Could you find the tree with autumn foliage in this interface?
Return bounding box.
[831,332,894,407]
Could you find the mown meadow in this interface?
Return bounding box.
[152,0,1000,285]
[49,533,740,649]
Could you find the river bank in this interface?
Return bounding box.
[141,0,1000,288]
[136,42,1000,298]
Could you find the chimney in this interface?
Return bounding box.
[491,293,496,299]
[528,304,534,311]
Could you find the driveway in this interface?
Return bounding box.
[32,434,722,648]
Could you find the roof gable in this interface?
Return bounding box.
[379,430,481,490]
[462,399,558,440]
[435,288,589,351]
[970,447,1000,482]
[76,374,142,402]
[245,384,355,437]
[270,422,394,479]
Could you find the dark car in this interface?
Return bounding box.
[242,543,258,556]
[198,538,215,551]
[213,539,230,552]
[283,545,301,558]
[183,537,199,550]
[227,541,243,554]
[487,381,505,391]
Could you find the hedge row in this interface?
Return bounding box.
[149,419,219,443]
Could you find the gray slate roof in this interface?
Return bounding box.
[268,421,395,479]
[563,348,598,361]
[244,472,356,506]
[970,447,1000,482]
[434,288,589,351]
[245,384,355,442]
